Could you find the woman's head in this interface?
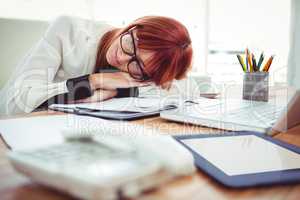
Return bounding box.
[97,16,193,87]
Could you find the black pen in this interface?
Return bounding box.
[257,52,264,71]
[75,107,139,114]
[252,54,257,72]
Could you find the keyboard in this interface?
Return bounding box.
[22,139,123,163]
[226,104,284,125]
[16,138,158,181]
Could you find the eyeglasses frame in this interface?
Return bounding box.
[119,27,150,81]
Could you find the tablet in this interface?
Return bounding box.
[174,131,300,187]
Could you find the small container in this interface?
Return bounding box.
[243,72,269,102]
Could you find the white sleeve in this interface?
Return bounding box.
[0,16,73,116]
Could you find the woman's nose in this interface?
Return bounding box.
[118,49,131,64]
[118,53,132,65]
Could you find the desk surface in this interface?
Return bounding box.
[1,111,300,200]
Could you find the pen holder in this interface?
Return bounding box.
[243,72,269,102]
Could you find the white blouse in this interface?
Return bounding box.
[0,16,113,116]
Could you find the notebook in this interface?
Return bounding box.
[49,97,195,120]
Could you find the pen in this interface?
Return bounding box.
[257,52,264,71]
[75,107,139,114]
[245,48,249,72]
[248,52,253,72]
[252,53,257,71]
[262,55,274,72]
[237,54,246,72]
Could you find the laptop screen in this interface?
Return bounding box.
[182,135,300,176]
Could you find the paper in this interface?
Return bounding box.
[51,97,180,113]
[0,113,172,151]
[0,114,110,151]
[182,135,300,176]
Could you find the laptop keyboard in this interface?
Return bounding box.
[253,105,283,121]
[183,98,285,127]
[227,104,283,124]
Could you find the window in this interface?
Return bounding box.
[207,0,291,85]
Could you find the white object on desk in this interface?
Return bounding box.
[0,115,66,150]
[4,114,196,200]
[0,114,118,150]
[0,113,195,174]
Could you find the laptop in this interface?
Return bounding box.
[160,90,300,135]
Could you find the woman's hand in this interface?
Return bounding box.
[71,89,117,104]
[89,72,151,91]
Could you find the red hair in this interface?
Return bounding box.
[95,16,193,88]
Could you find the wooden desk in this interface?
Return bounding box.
[1,111,300,200]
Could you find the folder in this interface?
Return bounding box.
[49,97,179,120]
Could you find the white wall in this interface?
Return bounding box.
[287,0,300,89]
[0,18,48,88]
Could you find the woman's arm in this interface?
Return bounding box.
[89,72,150,91]
[71,89,117,104]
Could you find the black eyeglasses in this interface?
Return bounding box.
[120,27,150,81]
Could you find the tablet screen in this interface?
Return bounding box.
[182,135,300,176]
